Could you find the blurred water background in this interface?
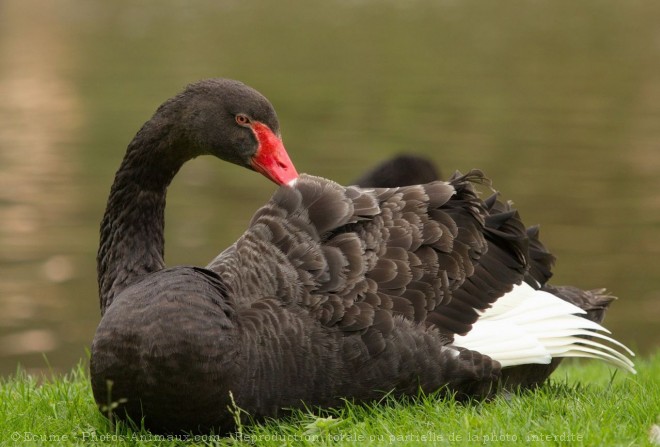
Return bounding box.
[0,0,659,376]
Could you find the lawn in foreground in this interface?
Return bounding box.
[1,353,658,446]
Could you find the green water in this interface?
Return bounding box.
[0,0,658,376]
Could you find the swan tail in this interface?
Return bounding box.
[452,282,636,374]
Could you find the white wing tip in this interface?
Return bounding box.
[454,283,636,373]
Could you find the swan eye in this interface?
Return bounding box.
[235,114,251,126]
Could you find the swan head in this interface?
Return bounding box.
[160,78,299,185]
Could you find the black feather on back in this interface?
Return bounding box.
[211,172,531,346]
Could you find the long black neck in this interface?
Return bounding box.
[97,116,188,314]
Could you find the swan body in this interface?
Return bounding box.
[91,80,634,434]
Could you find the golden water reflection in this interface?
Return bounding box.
[0,0,87,374]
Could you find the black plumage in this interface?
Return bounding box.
[91,80,632,435]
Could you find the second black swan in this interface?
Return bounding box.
[91,79,635,434]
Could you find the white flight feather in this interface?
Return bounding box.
[452,282,636,373]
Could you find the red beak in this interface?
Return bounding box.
[250,122,299,186]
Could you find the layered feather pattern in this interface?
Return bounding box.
[354,154,635,383]
[209,172,496,339]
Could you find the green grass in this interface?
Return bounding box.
[1,354,659,446]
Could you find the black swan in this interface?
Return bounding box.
[91,79,635,434]
[352,154,441,188]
